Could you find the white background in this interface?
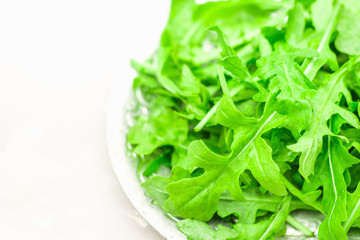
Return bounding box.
[0,0,169,239]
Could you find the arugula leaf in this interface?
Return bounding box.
[194,26,267,131]
[179,65,201,97]
[142,167,191,210]
[218,188,313,224]
[191,0,290,42]
[127,109,188,155]
[171,146,192,170]
[257,50,317,135]
[280,175,324,213]
[342,0,360,13]
[311,0,333,32]
[233,195,291,240]
[164,0,196,44]
[257,50,317,102]
[301,0,340,79]
[303,137,359,239]
[344,183,360,232]
[212,26,268,100]
[163,96,287,221]
[288,60,360,180]
[335,7,360,55]
[285,3,306,47]
[142,150,172,177]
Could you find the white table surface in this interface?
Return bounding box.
[0,1,169,239]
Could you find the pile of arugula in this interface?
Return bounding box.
[127,0,360,239]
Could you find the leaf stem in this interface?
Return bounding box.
[217,64,230,97]
[194,101,219,132]
[301,1,342,80]
[344,198,360,232]
[280,175,325,213]
[259,195,292,240]
[193,65,231,133]
[194,85,243,132]
[286,215,314,237]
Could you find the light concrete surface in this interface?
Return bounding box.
[0,1,169,239]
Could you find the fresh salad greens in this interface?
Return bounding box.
[127,0,360,239]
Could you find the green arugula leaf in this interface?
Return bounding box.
[142,150,172,177]
[171,146,192,170]
[335,7,360,55]
[280,175,324,213]
[257,50,317,133]
[209,26,239,59]
[311,0,333,32]
[163,96,286,221]
[303,137,359,239]
[190,0,290,43]
[233,195,291,240]
[179,65,201,97]
[285,3,305,47]
[257,51,317,102]
[301,0,340,80]
[218,188,313,224]
[164,0,196,44]
[288,60,360,180]
[342,0,360,13]
[127,109,188,155]
[142,167,191,209]
[211,26,268,101]
[344,183,360,232]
